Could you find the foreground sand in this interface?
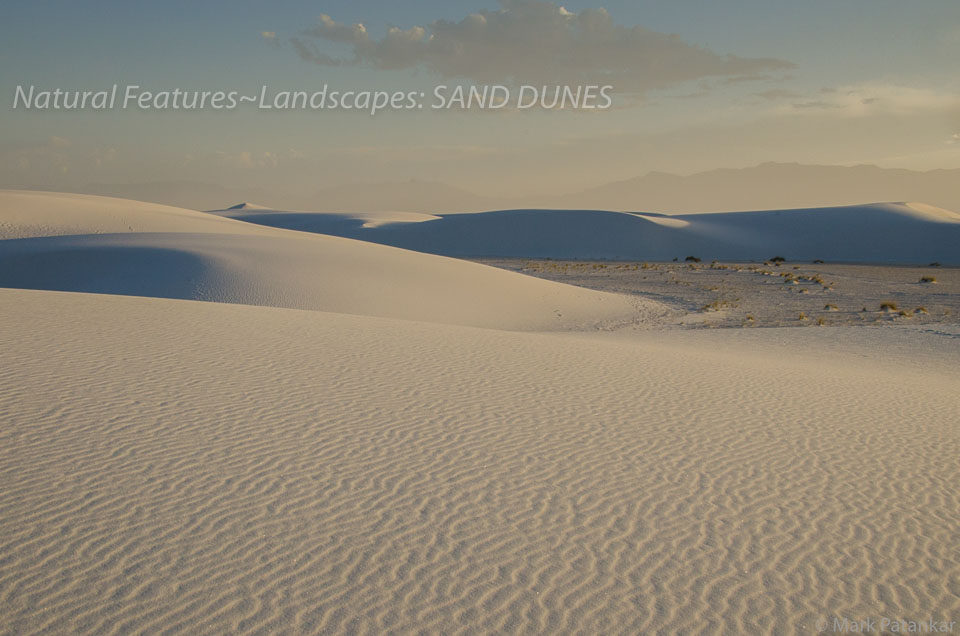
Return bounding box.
[2,288,958,635]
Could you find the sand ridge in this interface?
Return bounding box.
[212,202,960,264]
[0,191,663,331]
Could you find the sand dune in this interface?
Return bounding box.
[1,288,957,634]
[2,191,958,634]
[213,202,960,264]
[0,191,653,330]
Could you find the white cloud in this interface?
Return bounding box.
[289,0,792,91]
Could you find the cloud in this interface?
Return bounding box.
[261,31,280,49]
[212,149,305,170]
[781,83,960,117]
[289,0,793,91]
[0,137,119,182]
[754,89,802,101]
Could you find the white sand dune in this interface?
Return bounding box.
[2,191,958,634]
[0,191,653,331]
[1,288,958,634]
[212,202,960,264]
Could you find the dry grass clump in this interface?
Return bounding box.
[702,298,739,312]
[824,304,838,311]
[880,302,899,312]
[920,276,937,284]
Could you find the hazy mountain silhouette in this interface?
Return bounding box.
[25,163,960,213]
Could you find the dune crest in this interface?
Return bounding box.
[212,202,960,264]
[0,190,658,330]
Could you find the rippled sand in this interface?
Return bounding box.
[2,289,958,634]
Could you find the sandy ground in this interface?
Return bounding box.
[2,289,958,635]
[1,192,958,635]
[475,259,960,329]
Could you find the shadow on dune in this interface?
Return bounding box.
[220,205,960,263]
[0,236,214,301]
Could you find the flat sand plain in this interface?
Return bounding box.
[476,259,960,329]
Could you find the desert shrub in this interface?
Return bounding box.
[770,256,786,263]
[824,304,838,311]
[685,256,701,263]
[929,262,941,267]
[920,276,937,283]
[880,302,898,311]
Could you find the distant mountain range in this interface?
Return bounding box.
[31,162,960,213]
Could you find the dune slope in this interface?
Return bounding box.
[0,191,655,330]
[213,202,960,263]
[1,288,958,635]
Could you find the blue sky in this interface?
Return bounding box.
[2,0,959,199]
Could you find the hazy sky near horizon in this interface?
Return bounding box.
[1,0,959,200]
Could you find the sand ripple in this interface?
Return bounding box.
[1,289,957,634]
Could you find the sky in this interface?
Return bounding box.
[1,0,959,204]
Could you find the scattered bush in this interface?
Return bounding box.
[813,259,825,264]
[685,256,701,263]
[824,304,838,311]
[816,317,827,326]
[915,306,928,314]
[920,276,937,284]
[929,262,941,267]
[770,256,786,263]
[798,312,808,320]
[880,302,899,311]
